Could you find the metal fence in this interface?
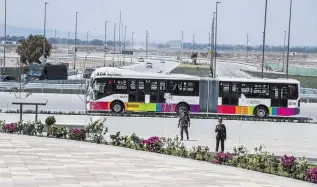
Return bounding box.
[0,82,85,94]
[264,62,317,76]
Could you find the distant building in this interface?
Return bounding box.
[1,40,18,45]
[169,40,181,49]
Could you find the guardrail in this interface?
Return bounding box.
[0,82,85,90]
[1,80,317,98]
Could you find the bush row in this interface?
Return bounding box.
[2,109,311,123]
[0,116,316,184]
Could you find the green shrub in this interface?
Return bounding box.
[49,125,68,139]
[245,145,269,172]
[45,116,56,136]
[35,121,45,136]
[86,117,108,144]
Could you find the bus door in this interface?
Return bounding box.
[144,80,159,103]
[220,82,239,105]
[270,84,288,107]
[128,79,146,103]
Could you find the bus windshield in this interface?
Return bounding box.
[28,69,43,76]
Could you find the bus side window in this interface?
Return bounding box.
[241,83,251,97]
[113,79,127,94]
[289,84,298,99]
[281,85,288,99]
[159,81,166,103]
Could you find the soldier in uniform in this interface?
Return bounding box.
[178,109,190,140]
[215,117,226,152]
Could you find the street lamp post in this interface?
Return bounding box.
[146,31,148,58]
[86,31,89,45]
[74,12,78,70]
[43,2,48,60]
[214,1,221,78]
[124,26,127,51]
[113,23,117,67]
[192,33,195,51]
[104,21,108,67]
[286,0,293,79]
[246,33,249,63]
[2,0,7,75]
[261,0,268,78]
[181,31,183,62]
[282,31,286,72]
[118,11,121,54]
[211,12,215,77]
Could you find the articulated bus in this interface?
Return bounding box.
[87,67,300,118]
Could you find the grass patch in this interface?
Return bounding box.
[242,70,317,88]
[171,64,211,77]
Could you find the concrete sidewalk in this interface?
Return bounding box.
[0,133,313,187]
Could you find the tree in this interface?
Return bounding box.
[90,39,104,46]
[191,52,198,65]
[16,34,52,64]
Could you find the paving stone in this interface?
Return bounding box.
[0,133,313,187]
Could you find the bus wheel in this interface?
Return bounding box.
[176,103,189,114]
[254,106,268,118]
[111,101,124,113]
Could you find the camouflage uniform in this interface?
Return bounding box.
[178,111,190,140]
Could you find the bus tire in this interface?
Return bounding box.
[254,105,268,118]
[176,103,189,114]
[110,101,124,113]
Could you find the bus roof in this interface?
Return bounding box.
[219,77,300,84]
[91,67,300,85]
[91,67,201,80]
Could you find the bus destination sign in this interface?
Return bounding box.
[96,72,122,76]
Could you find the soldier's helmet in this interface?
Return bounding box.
[218,117,223,123]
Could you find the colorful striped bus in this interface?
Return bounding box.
[87,67,300,118]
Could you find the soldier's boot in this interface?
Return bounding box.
[185,127,189,140]
[180,127,184,140]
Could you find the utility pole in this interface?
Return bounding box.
[113,23,116,67]
[124,26,127,51]
[43,2,48,60]
[211,12,215,77]
[104,21,108,67]
[261,0,268,78]
[74,12,78,70]
[181,31,183,63]
[214,1,221,78]
[286,0,293,79]
[282,31,286,72]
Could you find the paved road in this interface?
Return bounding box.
[122,59,179,74]
[1,113,317,160]
[0,133,312,187]
[1,92,316,119]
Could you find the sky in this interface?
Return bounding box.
[0,0,316,46]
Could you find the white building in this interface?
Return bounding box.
[169,40,181,49]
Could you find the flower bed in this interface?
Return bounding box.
[0,116,316,184]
